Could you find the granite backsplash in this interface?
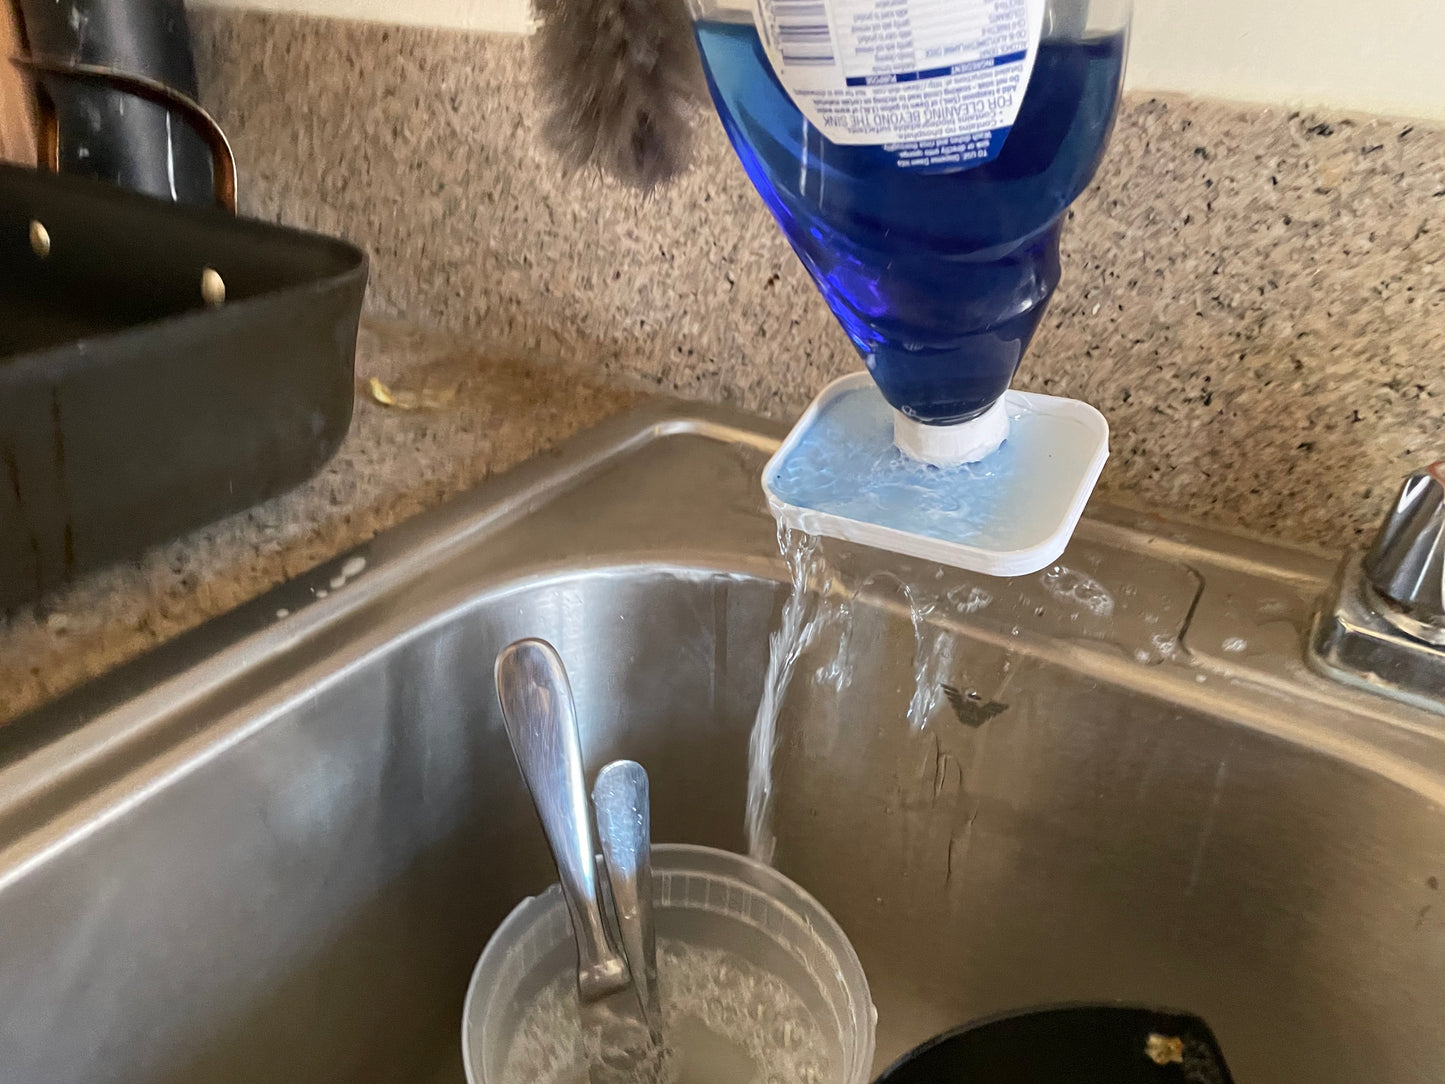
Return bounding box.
[191,8,1444,552]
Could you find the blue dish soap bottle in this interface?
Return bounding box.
[691,0,1132,575]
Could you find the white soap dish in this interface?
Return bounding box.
[762,373,1109,578]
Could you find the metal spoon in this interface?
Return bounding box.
[494,639,652,1077]
[594,760,662,1037]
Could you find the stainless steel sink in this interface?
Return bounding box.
[3,401,1444,1084]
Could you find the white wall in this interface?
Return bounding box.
[193,0,1445,121]
[191,0,533,34]
[1129,0,1445,121]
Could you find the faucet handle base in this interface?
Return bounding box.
[1311,553,1445,716]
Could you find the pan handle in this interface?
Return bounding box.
[11,54,237,214]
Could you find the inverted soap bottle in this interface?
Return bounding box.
[690,0,1131,464]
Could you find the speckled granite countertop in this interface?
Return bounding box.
[3,7,1443,726]
[0,320,648,726]
[191,9,1445,554]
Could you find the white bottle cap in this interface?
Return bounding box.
[893,397,1009,466]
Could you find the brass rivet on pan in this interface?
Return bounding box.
[201,267,226,306]
[29,220,51,258]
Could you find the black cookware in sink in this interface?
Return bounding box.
[876,1005,1236,1084]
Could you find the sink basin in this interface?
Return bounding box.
[2,401,1444,1084]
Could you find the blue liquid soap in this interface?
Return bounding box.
[695,20,1126,426]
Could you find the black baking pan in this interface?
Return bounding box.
[0,160,367,611]
[874,1004,1235,1084]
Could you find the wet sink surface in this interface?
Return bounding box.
[2,402,1444,1084]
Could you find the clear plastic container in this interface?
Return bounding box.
[462,844,876,1084]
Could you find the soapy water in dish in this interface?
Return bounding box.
[766,385,1103,557]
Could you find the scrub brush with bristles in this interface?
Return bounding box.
[532,0,705,190]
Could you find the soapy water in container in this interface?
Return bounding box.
[498,941,831,1084]
[463,846,874,1084]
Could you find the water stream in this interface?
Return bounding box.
[744,530,971,862]
[744,527,832,865]
[742,526,1139,863]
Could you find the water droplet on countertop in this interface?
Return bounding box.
[1039,565,1115,617]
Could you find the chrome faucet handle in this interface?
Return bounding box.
[1363,463,1445,634]
[1311,462,1445,711]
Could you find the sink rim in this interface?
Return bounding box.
[4,396,1445,888]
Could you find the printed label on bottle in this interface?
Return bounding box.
[751,0,1047,169]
